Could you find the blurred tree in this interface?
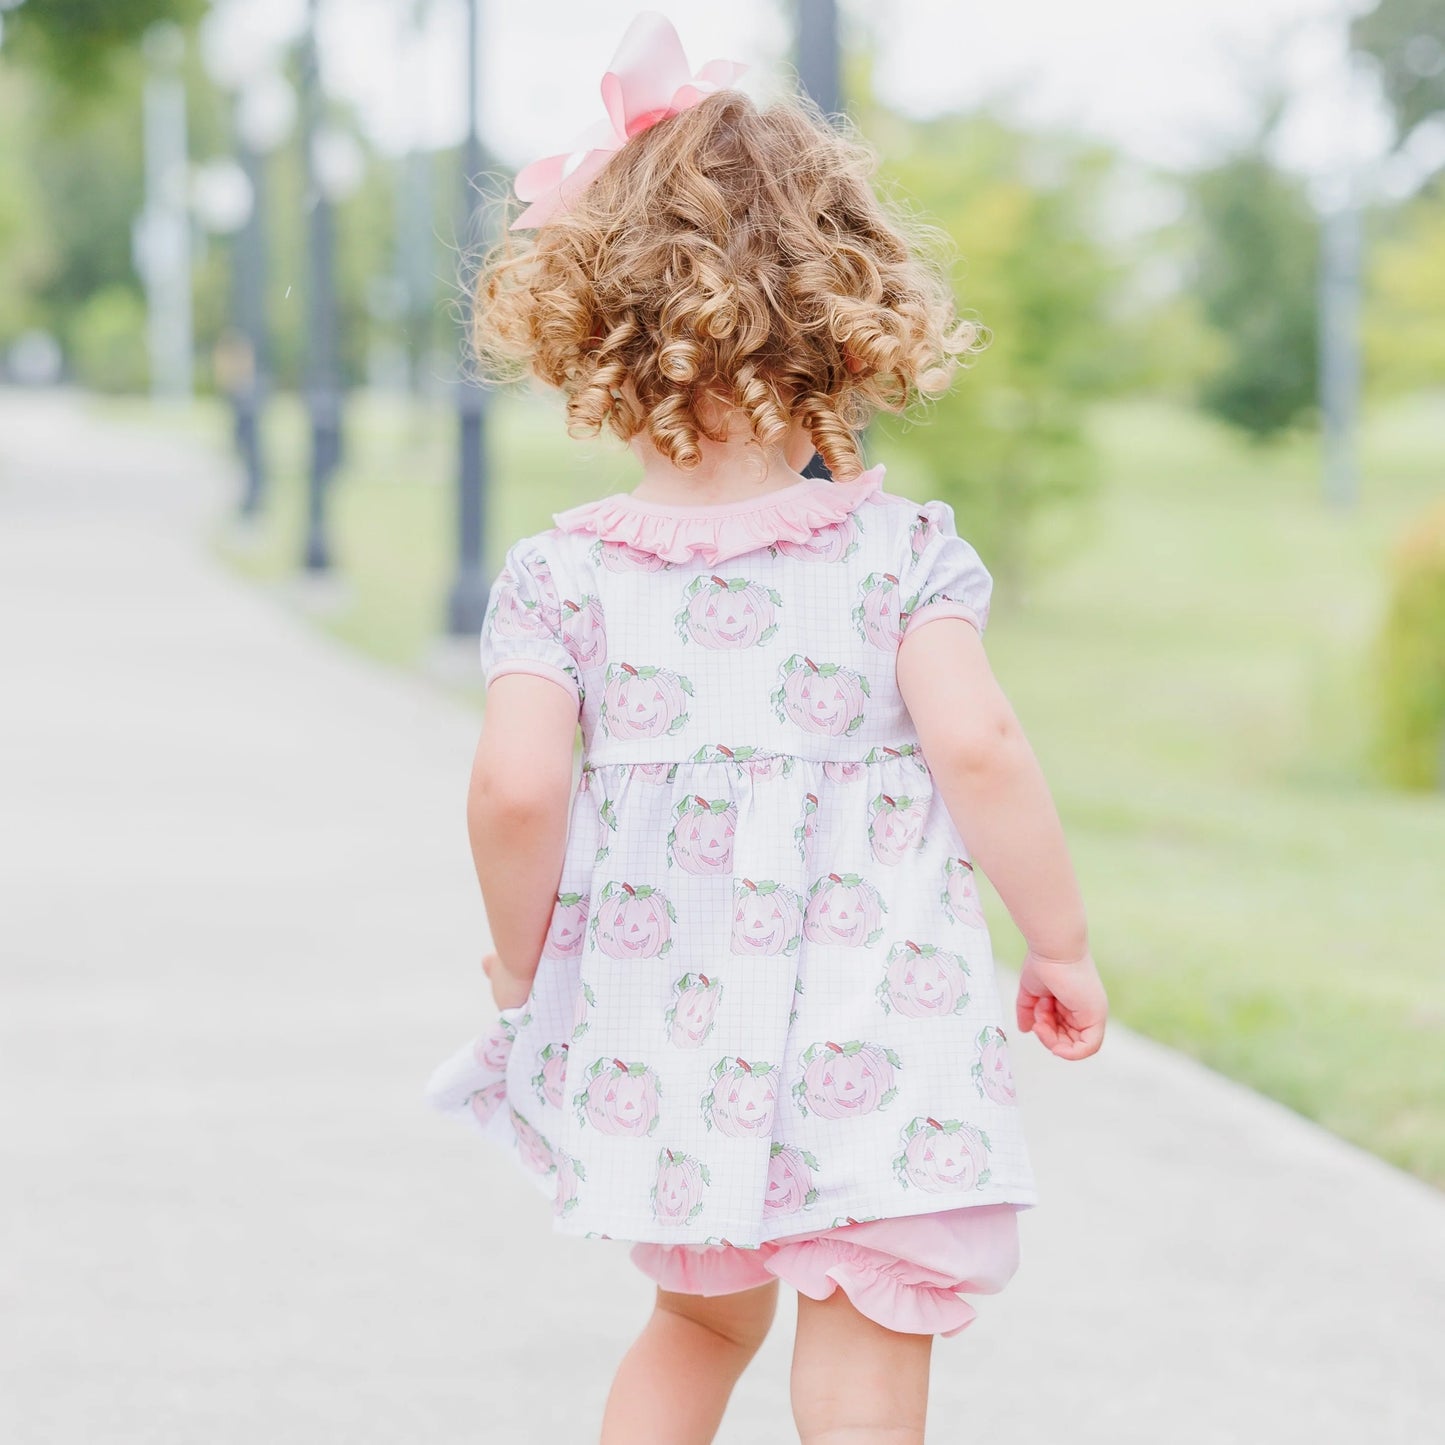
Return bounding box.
[869,113,1120,592]
[0,64,52,346]
[1188,147,1319,440]
[1365,184,1445,393]
[2,0,203,91]
[1352,0,1445,145]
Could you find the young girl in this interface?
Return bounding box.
[428,15,1108,1443]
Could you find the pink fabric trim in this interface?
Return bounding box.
[902,600,983,636]
[630,1204,1020,1338]
[552,466,887,565]
[486,659,581,705]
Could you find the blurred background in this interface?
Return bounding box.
[1,1,1443,1434]
[2,0,1442,1181]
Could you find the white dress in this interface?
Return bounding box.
[427,464,1039,1247]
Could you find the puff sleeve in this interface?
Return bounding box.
[898,499,993,637]
[479,538,583,707]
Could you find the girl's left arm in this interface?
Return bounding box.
[467,673,578,1009]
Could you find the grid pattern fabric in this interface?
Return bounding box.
[428,486,1039,1248]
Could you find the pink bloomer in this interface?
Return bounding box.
[631,1204,1021,1338]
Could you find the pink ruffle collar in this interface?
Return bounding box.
[553,464,886,565]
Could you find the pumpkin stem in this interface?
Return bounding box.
[741,878,756,891]
[699,974,710,986]
[710,574,727,587]
[737,1057,750,1072]
[828,872,842,883]
[694,795,709,808]
[926,1117,943,1130]
[563,599,580,613]
[906,940,921,954]
[882,794,895,806]
[621,882,636,897]
[621,662,638,676]
[803,656,819,671]
[613,1059,627,1071]
[884,573,898,584]
[825,1041,844,1053]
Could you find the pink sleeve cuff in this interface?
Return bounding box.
[903,600,984,636]
[486,659,581,706]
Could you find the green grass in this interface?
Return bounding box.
[104,385,1445,1188]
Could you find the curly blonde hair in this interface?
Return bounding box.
[472,89,978,481]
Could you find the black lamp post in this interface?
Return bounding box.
[299,0,341,573]
[797,0,842,480]
[448,0,492,636]
[233,131,268,518]
[797,0,841,119]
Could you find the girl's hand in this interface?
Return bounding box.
[482,951,533,1012]
[1016,949,1108,1060]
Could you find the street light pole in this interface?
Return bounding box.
[796,0,841,119]
[137,23,193,400]
[234,130,268,517]
[797,0,842,480]
[448,0,491,636]
[1319,199,1361,510]
[300,0,341,572]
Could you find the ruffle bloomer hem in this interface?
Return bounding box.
[632,1204,1021,1337]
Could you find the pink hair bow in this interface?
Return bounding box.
[509,11,748,231]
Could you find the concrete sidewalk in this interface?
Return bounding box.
[2,388,1442,1445]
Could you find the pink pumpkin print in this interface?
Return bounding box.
[635,762,676,783]
[823,760,865,783]
[852,572,910,649]
[868,792,927,865]
[575,1057,662,1137]
[804,872,887,948]
[877,940,971,1018]
[794,792,819,861]
[667,795,737,875]
[510,1107,556,1176]
[595,539,669,572]
[554,1150,586,1217]
[971,1026,1017,1105]
[730,878,805,957]
[893,1116,991,1193]
[772,655,869,737]
[600,662,693,739]
[531,1042,570,1108]
[766,1142,820,1214]
[666,973,723,1048]
[702,1057,779,1138]
[491,578,555,640]
[909,508,941,560]
[468,1081,507,1127]
[942,857,986,929]
[473,1022,514,1074]
[560,595,607,670]
[794,1040,901,1120]
[651,1147,710,1225]
[774,513,860,562]
[592,881,677,959]
[546,891,589,957]
[676,574,782,649]
[692,743,789,779]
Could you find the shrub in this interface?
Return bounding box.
[1376,500,1445,790]
[69,283,148,393]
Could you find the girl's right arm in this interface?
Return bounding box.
[897,618,1108,1060]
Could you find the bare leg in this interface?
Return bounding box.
[791,1291,933,1445]
[600,1282,779,1445]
